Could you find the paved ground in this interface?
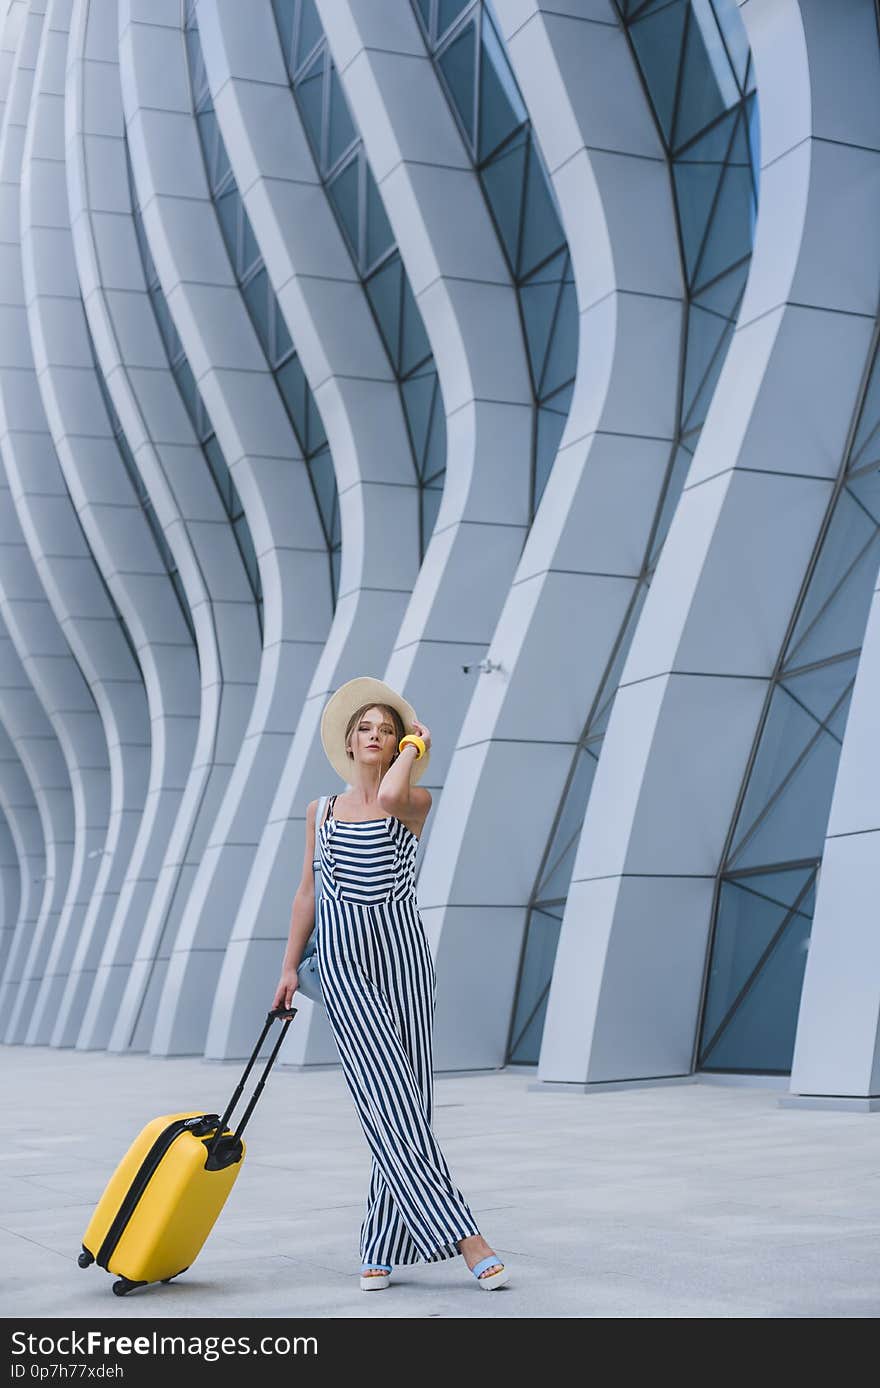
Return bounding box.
[1,1045,879,1319]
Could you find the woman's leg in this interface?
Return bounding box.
[320,900,481,1265]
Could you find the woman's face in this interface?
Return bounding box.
[349,706,397,769]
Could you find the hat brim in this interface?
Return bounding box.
[320,676,430,785]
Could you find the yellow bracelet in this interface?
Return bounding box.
[398,734,426,759]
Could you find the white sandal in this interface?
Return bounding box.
[469,1254,510,1290]
[360,1262,392,1290]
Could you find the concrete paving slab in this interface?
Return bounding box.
[1,1045,878,1319]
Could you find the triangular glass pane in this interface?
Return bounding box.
[365,165,394,268]
[788,541,880,673]
[294,0,323,71]
[731,720,845,871]
[676,105,738,164]
[478,9,528,163]
[214,184,239,262]
[729,684,820,860]
[673,7,730,153]
[538,268,578,401]
[233,512,260,597]
[173,357,200,432]
[306,386,327,454]
[273,302,293,365]
[681,300,732,426]
[213,131,232,195]
[542,378,573,421]
[438,0,471,40]
[780,655,859,729]
[850,417,880,476]
[481,128,528,269]
[242,266,271,357]
[327,156,361,263]
[711,0,751,89]
[628,0,688,145]
[536,748,598,902]
[786,492,878,665]
[846,462,880,525]
[308,442,336,535]
[508,985,551,1066]
[701,869,812,1049]
[672,159,725,283]
[692,255,749,320]
[327,64,356,168]
[196,396,213,446]
[825,678,856,741]
[274,351,309,443]
[520,250,565,395]
[402,368,435,468]
[518,138,564,279]
[423,378,447,483]
[648,443,692,567]
[203,433,234,513]
[685,323,737,437]
[437,20,477,150]
[414,0,431,31]
[240,210,262,279]
[295,51,325,165]
[196,107,219,189]
[534,403,566,515]
[272,0,297,74]
[508,907,564,1064]
[700,897,813,1073]
[154,286,182,362]
[400,274,431,375]
[365,255,403,367]
[726,108,754,168]
[330,543,341,604]
[421,480,444,552]
[693,161,754,290]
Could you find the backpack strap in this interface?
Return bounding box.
[314,794,330,849]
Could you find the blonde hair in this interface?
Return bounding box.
[344,702,405,761]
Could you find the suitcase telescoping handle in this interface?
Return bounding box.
[208,1007,296,1159]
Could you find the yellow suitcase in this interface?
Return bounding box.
[78,1007,296,1297]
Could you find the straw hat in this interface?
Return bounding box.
[320,676,430,785]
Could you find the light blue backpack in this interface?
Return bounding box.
[297,795,329,1006]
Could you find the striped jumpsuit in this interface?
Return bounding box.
[316,793,482,1266]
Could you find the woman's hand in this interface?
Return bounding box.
[273,968,299,1011]
[409,719,431,756]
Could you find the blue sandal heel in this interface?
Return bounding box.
[360,1262,392,1291]
[470,1254,510,1291]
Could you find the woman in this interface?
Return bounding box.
[273,675,510,1293]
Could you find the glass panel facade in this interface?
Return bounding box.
[86,319,197,650]
[414,0,577,520]
[271,0,447,560]
[185,4,340,608]
[507,0,760,1063]
[127,135,263,636]
[701,331,880,1073]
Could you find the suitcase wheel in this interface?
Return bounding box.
[161,1268,189,1283]
[77,1251,93,1269]
[112,1278,146,1297]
